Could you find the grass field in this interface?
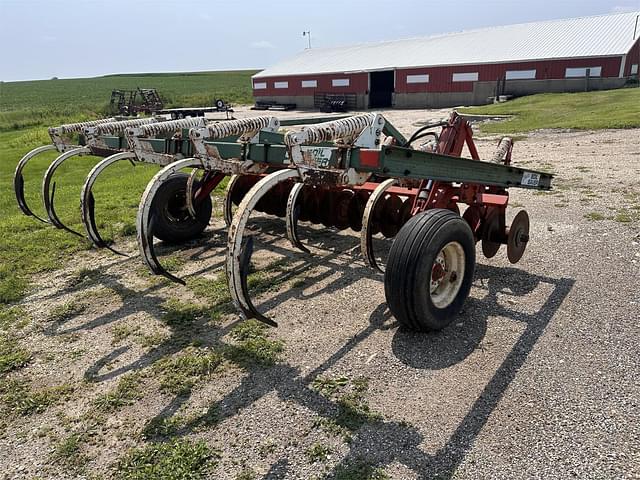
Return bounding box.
[459,87,640,134]
[0,70,257,131]
[0,70,256,305]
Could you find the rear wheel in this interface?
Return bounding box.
[151,173,212,243]
[384,209,475,331]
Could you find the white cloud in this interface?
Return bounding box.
[250,40,276,50]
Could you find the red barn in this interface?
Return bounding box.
[252,11,640,109]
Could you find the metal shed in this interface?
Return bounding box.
[252,11,640,109]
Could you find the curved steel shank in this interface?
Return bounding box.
[136,157,206,284]
[360,178,397,273]
[14,144,58,222]
[81,151,137,255]
[42,146,92,236]
[226,168,301,326]
[285,182,309,254]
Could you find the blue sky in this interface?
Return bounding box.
[0,0,638,81]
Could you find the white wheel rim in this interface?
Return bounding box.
[429,241,465,309]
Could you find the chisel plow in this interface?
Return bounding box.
[14,111,552,331]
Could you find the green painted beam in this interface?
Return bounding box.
[360,146,552,189]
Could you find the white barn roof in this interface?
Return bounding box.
[254,11,640,78]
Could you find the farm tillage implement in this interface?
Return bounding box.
[14,112,552,331]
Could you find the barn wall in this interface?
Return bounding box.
[394,56,623,94]
[624,37,640,76]
[393,77,627,108]
[252,54,634,108]
[252,72,368,97]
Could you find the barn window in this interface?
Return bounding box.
[452,72,479,82]
[274,81,289,89]
[565,67,602,78]
[406,74,430,84]
[301,80,318,88]
[253,82,267,89]
[332,78,350,87]
[631,64,639,75]
[505,69,536,80]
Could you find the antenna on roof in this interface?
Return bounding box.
[302,31,312,49]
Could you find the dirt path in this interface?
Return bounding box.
[1,113,639,479]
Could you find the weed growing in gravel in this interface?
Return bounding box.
[143,414,191,439]
[70,267,102,286]
[161,299,212,327]
[48,300,87,322]
[312,376,382,442]
[224,320,284,367]
[312,376,349,396]
[94,372,145,412]
[54,432,88,471]
[246,257,294,296]
[306,442,333,463]
[160,254,187,273]
[0,306,29,330]
[0,334,31,374]
[187,275,231,306]
[584,212,605,221]
[0,379,74,415]
[611,208,638,223]
[111,324,142,345]
[291,278,306,288]
[234,468,257,480]
[312,417,352,442]
[333,459,390,480]
[155,346,223,396]
[137,332,168,349]
[114,439,220,480]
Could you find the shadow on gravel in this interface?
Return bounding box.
[39,214,574,479]
[377,263,575,479]
[134,260,572,479]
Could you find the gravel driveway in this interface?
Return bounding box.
[1,111,638,479]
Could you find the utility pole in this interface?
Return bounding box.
[302,31,311,49]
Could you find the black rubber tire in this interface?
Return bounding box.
[384,209,475,331]
[150,173,212,243]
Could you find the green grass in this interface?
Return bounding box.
[93,372,145,412]
[114,439,220,480]
[584,212,605,221]
[155,347,223,396]
[48,299,87,322]
[0,379,74,415]
[0,70,257,131]
[305,442,333,463]
[0,334,31,374]
[459,88,640,133]
[0,70,254,308]
[311,376,382,443]
[224,320,284,367]
[54,432,88,470]
[0,306,29,330]
[333,460,390,480]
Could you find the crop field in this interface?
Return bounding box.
[0,70,256,131]
[0,84,639,479]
